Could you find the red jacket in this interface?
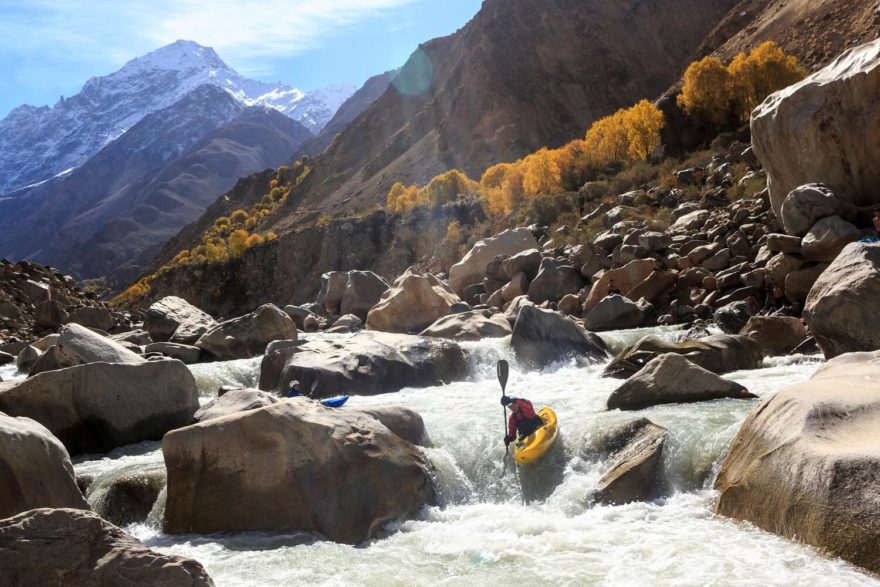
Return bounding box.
[507,398,538,436]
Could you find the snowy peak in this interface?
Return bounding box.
[0,40,354,195]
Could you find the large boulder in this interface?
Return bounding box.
[752,38,880,220]
[365,269,460,334]
[315,271,349,316]
[194,388,280,422]
[584,295,647,331]
[594,419,667,505]
[163,401,435,544]
[448,228,537,295]
[607,353,755,410]
[144,296,217,344]
[85,462,166,527]
[353,406,431,447]
[196,303,296,360]
[0,413,89,519]
[420,310,512,341]
[715,351,880,575]
[778,184,859,238]
[604,334,763,379]
[340,271,389,321]
[143,342,202,364]
[259,331,467,396]
[66,307,115,332]
[800,215,861,262]
[510,305,607,369]
[526,258,585,304]
[583,259,656,314]
[804,242,880,358]
[56,323,144,366]
[0,361,198,456]
[0,508,214,586]
[740,316,807,356]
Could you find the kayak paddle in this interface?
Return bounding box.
[498,360,510,475]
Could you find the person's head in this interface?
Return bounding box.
[874,209,880,218]
[289,380,301,391]
[500,396,514,408]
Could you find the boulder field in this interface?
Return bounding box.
[163,400,435,544]
[715,350,880,575]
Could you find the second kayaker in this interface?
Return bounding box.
[502,395,545,447]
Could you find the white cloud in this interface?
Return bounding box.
[0,0,420,77]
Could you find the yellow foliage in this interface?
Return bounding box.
[228,229,249,258]
[244,216,257,230]
[386,182,419,213]
[522,148,563,197]
[677,56,733,126]
[316,214,331,227]
[230,209,249,224]
[245,233,263,248]
[729,41,806,120]
[481,163,516,215]
[446,219,462,244]
[585,110,630,163]
[265,231,278,241]
[624,99,665,160]
[417,169,479,208]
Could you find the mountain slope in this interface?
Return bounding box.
[0,40,350,196]
[263,0,742,230]
[0,85,312,282]
[293,71,397,159]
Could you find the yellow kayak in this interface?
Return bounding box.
[513,407,558,465]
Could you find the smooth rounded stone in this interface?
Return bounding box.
[784,263,827,304]
[687,242,721,265]
[486,288,505,309]
[678,267,712,288]
[66,306,116,332]
[449,228,537,295]
[670,202,701,222]
[584,295,646,332]
[726,231,752,258]
[604,334,763,379]
[607,353,755,411]
[637,231,671,252]
[460,283,486,305]
[0,360,199,456]
[740,316,806,356]
[804,242,880,358]
[315,271,349,316]
[0,508,214,587]
[779,184,859,237]
[163,401,435,545]
[504,295,535,323]
[713,301,755,334]
[715,351,880,575]
[15,345,41,372]
[259,331,467,396]
[283,304,318,330]
[527,258,585,304]
[583,259,656,314]
[86,462,166,526]
[557,294,582,316]
[800,215,861,262]
[353,406,431,447]
[766,233,802,254]
[34,299,68,328]
[741,268,767,288]
[501,271,529,302]
[339,271,389,321]
[325,314,364,333]
[765,252,805,288]
[0,351,14,366]
[626,270,677,306]
[144,342,202,364]
[195,388,281,423]
[144,296,216,344]
[56,323,145,366]
[27,345,65,376]
[303,314,321,332]
[670,210,709,232]
[752,38,880,220]
[419,310,511,341]
[568,243,602,270]
[365,269,461,334]
[31,333,59,352]
[0,413,89,519]
[593,232,623,253]
[110,329,153,345]
[594,419,667,505]
[702,248,731,272]
[510,305,607,370]
[196,303,296,361]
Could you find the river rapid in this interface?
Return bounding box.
[66,329,879,586]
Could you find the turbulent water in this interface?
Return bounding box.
[71,330,880,586]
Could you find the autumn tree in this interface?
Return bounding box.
[522,148,563,197]
[480,163,516,215]
[228,229,249,258]
[584,110,630,163]
[624,100,665,161]
[677,56,733,127]
[729,41,806,120]
[417,169,479,208]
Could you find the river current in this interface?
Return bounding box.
[50,329,879,586]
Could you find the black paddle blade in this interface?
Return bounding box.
[497,360,509,394]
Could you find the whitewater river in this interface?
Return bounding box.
[61,329,879,586]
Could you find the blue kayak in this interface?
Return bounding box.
[320,395,349,408]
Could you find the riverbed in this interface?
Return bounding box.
[71,331,879,586]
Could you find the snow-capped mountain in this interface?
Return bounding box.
[0,40,354,195]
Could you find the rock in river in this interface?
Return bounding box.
[196,303,296,360]
[511,305,607,369]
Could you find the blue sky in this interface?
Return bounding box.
[0,0,483,118]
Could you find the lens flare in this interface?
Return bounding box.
[392,48,434,97]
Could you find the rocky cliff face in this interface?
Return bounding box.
[0,86,313,285]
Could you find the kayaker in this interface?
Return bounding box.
[287,380,303,398]
[501,396,545,447]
